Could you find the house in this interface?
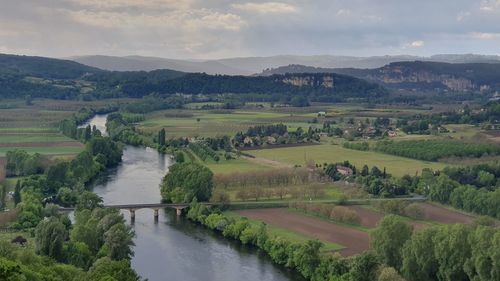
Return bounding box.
[266,136,277,144]
[243,137,253,146]
[336,165,353,176]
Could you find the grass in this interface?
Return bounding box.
[247,142,448,177]
[138,109,317,137]
[0,231,34,250]
[0,133,74,144]
[225,211,344,252]
[0,146,83,157]
[206,157,269,174]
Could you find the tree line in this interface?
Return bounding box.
[373,140,500,161]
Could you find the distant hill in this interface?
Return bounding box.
[0,53,102,79]
[260,62,500,93]
[70,54,500,75]
[0,53,387,103]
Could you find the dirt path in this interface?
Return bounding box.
[237,208,370,256]
[242,156,293,169]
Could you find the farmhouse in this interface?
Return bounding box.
[336,165,353,176]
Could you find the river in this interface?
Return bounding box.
[82,115,303,281]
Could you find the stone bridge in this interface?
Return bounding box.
[59,203,213,223]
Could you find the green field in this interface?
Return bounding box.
[138,109,317,137]
[0,146,83,157]
[247,142,448,177]
[0,133,74,143]
[206,157,269,174]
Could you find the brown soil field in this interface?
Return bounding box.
[345,205,384,228]
[237,208,370,256]
[0,158,5,182]
[345,205,427,230]
[0,141,83,148]
[417,202,475,224]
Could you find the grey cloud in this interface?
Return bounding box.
[0,0,499,58]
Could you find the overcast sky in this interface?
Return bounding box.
[1,0,500,59]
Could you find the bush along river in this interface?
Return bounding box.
[83,115,304,281]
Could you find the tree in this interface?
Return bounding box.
[87,258,140,281]
[160,162,214,203]
[0,257,23,281]
[84,125,92,142]
[292,240,323,278]
[377,266,404,281]
[64,241,93,270]
[401,227,439,281]
[158,128,166,146]
[476,170,495,187]
[76,191,103,211]
[13,180,21,206]
[35,217,67,261]
[103,224,135,260]
[361,165,369,176]
[371,215,413,269]
[290,96,310,107]
[433,225,471,281]
[349,251,380,281]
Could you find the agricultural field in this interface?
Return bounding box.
[247,142,448,177]
[235,201,481,256]
[0,98,124,157]
[137,108,319,137]
[205,157,269,174]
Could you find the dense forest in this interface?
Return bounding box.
[0,54,387,103]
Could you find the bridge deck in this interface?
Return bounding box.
[58,203,210,211]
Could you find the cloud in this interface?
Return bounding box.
[232,2,298,14]
[404,40,425,48]
[336,9,352,16]
[480,0,500,12]
[63,8,246,31]
[64,0,193,10]
[471,32,500,40]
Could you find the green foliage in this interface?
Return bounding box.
[401,225,500,281]
[160,162,214,203]
[371,215,413,269]
[5,150,43,176]
[87,258,140,281]
[34,217,68,261]
[86,136,123,168]
[375,140,500,161]
[103,224,135,261]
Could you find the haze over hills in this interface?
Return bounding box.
[70,54,500,76]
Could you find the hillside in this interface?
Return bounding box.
[0,54,387,102]
[0,53,102,79]
[70,54,500,75]
[261,62,500,93]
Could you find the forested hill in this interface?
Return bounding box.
[0,53,102,79]
[261,61,500,93]
[0,53,388,103]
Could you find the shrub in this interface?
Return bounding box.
[330,206,361,225]
[404,203,424,220]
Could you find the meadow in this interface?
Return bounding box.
[138,108,322,137]
[247,142,448,177]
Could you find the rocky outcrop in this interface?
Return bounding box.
[282,75,334,88]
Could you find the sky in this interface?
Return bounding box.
[1,0,500,59]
